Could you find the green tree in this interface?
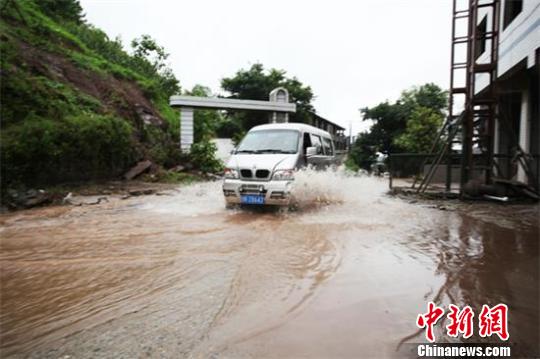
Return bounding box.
[348,132,378,171]
[221,63,315,131]
[394,107,444,153]
[33,0,84,24]
[352,83,447,170]
[131,35,180,98]
[361,101,409,155]
[400,83,448,115]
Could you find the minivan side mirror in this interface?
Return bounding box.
[306,146,317,157]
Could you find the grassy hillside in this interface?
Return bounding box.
[0,0,183,192]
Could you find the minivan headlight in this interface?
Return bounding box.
[272,169,295,181]
[224,168,239,179]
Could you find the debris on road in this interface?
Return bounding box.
[5,189,52,209]
[63,193,109,206]
[170,165,186,173]
[124,160,153,180]
[128,189,156,196]
[205,173,222,181]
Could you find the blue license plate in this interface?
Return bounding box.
[240,194,265,204]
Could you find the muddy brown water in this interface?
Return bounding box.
[0,172,538,358]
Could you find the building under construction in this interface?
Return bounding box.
[406,0,539,199]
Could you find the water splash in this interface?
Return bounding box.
[140,167,388,215]
[291,166,387,210]
[140,180,225,216]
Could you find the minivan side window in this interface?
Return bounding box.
[309,134,323,155]
[302,132,312,154]
[322,137,333,156]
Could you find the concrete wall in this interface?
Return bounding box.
[180,108,194,152]
[212,138,235,164]
[422,165,485,184]
[422,165,461,184]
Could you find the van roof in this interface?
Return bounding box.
[249,123,332,138]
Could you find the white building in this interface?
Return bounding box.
[476,0,539,188]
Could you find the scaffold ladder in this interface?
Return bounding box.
[418,0,501,194]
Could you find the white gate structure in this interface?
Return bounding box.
[169,87,295,152]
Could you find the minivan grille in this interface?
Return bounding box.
[240,169,252,178]
[255,169,270,179]
[240,184,267,195]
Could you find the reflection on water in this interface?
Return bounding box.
[0,169,538,358]
[397,206,539,356]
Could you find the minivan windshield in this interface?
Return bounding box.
[236,129,299,154]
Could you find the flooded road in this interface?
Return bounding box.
[1,171,538,358]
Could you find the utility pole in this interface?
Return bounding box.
[349,120,353,149]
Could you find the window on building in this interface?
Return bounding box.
[475,16,487,59]
[503,0,523,29]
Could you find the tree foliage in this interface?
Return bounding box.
[394,107,444,153]
[348,132,378,171]
[130,35,180,98]
[33,0,84,24]
[350,83,447,170]
[400,83,448,114]
[361,101,409,155]
[221,63,315,131]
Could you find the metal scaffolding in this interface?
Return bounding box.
[419,0,501,195]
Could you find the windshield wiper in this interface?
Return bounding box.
[254,149,295,154]
[236,150,257,154]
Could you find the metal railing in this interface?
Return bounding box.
[388,153,540,192]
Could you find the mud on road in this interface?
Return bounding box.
[1,171,538,358]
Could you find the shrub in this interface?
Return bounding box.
[189,140,223,174]
[142,125,181,168]
[344,157,360,172]
[1,114,135,188]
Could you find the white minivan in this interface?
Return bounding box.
[222,123,336,206]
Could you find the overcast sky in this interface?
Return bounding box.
[80,0,453,134]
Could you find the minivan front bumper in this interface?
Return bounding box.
[222,179,293,206]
